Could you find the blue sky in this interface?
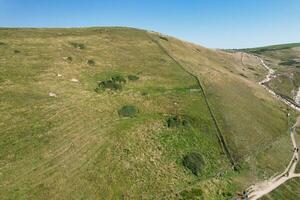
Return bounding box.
[0,0,299,48]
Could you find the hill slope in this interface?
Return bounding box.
[0,27,294,199]
[241,43,300,104]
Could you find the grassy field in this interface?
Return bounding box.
[0,27,296,199]
[152,34,293,186]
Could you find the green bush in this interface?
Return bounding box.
[96,80,122,91]
[0,42,5,46]
[70,42,85,49]
[279,59,300,66]
[87,59,95,66]
[128,75,139,81]
[14,50,21,53]
[182,153,204,176]
[95,74,127,92]
[118,105,138,117]
[112,75,126,83]
[159,36,168,41]
[166,115,189,128]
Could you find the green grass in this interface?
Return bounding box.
[0,27,297,199]
[0,27,232,199]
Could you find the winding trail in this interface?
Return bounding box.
[245,57,300,200]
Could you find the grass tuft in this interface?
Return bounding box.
[166,115,189,128]
[128,74,139,81]
[182,152,204,176]
[70,42,85,49]
[87,59,95,66]
[118,105,138,117]
[112,75,126,84]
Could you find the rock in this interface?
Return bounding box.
[49,92,57,97]
[71,78,79,83]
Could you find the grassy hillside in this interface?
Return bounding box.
[0,27,294,199]
[241,43,300,103]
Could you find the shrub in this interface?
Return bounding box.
[128,75,139,81]
[141,91,148,96]
[0,42,5,46]
[95,74,127,92]
[159,36,168,41]
[112,75,126,84]
[239,73,248,78]
[14,50,21,53]
[279,59,299,66]
[97,80,122,91]
[182,153,204,176]
[166,115,189,128]
[70,42,85,49]
[87,59,95,66]
[118,105,138,117]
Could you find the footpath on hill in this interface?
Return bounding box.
[245,57,300,200]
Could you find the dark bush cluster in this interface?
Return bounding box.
[87,59,95,66]
[159,36,168,41]
[96,80,122,92]
[112,75,126,84]
[0,42,5,46]
[95,75,126,92]
[14,50,21,54]
[118,105,138,117]
[166,115,189,128]
[182,152,204,176]
[70,42,85,49]
[279,59,300,66]
[128,75,139,81]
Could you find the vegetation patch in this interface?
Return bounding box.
[70,42,85,49]
[0,42,6,46]
[14,50,21,54]
[95,80,122,92]
[159,36,169,41]
[182,152,204,176]
[179,188,203,200]
[118,105,138,117]
[87,59,95,66]
[166,115,189,128]
[239,73,248,78]
[95,74,126,92]
[112,75,126,83]
[128,74,139,81]
[279,59,300,66]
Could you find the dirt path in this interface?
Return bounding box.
[244,57,300,200]
[295,87,300,105]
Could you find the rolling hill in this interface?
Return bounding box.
[0,27,297,199]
